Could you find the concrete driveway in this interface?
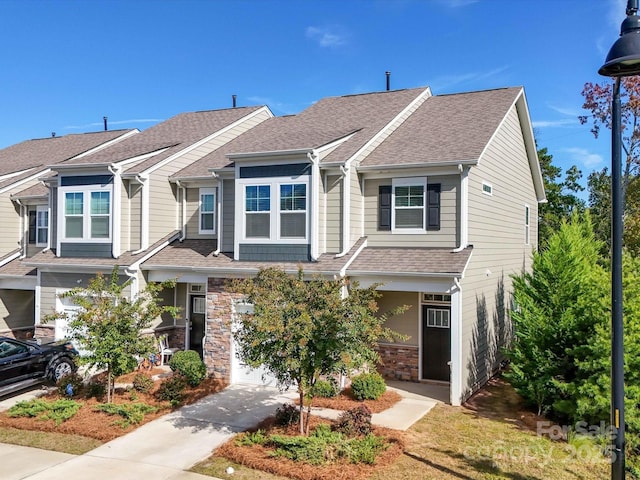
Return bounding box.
[0,381,442,479]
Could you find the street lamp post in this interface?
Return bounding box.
[599,1,640,478]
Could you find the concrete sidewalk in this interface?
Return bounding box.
[0,381,442,478]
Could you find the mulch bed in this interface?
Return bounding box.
[216,415,406,480]
[0,373,226,442]
[301,387,402,414]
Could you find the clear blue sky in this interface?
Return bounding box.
[0,0,627,190]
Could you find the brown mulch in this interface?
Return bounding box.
[300,388,402,414]
[216,415,406,480]
[0,376,226,442]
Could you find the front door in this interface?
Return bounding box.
[189,295,206,358]
[421,305,451,381]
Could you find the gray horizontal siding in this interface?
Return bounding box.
[60,243,112,258]
[239,243,310,262]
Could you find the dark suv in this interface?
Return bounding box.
[0,336,78,397]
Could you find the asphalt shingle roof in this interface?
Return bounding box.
[173,88,427,179]
[360,87,522,168]
[0,130,134,189]
[56,107,264,173]
[346,247,473,276]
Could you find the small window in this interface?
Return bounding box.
[426,308,450,328]
[189,284,205,293]
[192,297,206,315]
[199,188,216,234]
[36,206,48,247]
[525,205,530,245]
[482,182,493,195]
[422,293,451,304]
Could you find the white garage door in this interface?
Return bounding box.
[231,301,278,386]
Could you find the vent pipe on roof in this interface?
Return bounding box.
[232,95,237,108]
[385,71,391,91]
[51,132,56,138]
[103,116,108,131]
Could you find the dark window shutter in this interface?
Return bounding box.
[28,210,37,244]
[427,184,441,231]
[378,185,391,231]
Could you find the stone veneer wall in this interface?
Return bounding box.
[0,326,35,340]
[376,343,419,381]
[203,278,239,382]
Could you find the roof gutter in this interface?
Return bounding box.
[338,238,367,277]
[357,159,478,172]
[0,250,21,268]
[227,148,313,160]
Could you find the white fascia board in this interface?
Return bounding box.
[352,275,454,293]
[143,264,340,279]
[0,251,21,268]
[346,87,432,168]
[71,129,139,160]
[0,167,36,183]
[26,263,128,274]
[144,106,274,176]
[346,270,463,278]
[0,168,51,195]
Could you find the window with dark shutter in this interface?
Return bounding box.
[427,184,441,231]
[378,185,391,231]
[28,210,37,244]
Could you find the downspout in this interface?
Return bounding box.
[107,165,122,258]
[124,267,139,299]
[212,173,222,256]
[335,164,351,258]
[15,199,26,259]
[450,277,463,406]
[44,181,52,252]
[175,180,187,242]
[452,164,469,252]
[130,173,150,254]
[307,151,320,261]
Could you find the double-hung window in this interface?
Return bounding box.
[245,185,271,238]
[280,183,306,238]
[392,177,426,232]
[199,188,216,234]
[61,185,112,241]
[241,177,309,242]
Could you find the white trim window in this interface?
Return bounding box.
[245,185,271,238]
[279,183,306,238]
[240,176,309,243]
[524,204,530,245]
[60,184,112,242]
[392,177,426,233]
[36,205,48,247]
[199,188,216,234]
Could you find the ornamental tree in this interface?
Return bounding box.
[228,268,406,434]
[46,267,178,402]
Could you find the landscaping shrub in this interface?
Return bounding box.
[156,374,187,406]
[312,378,339,398]
[8,399,81,425]
[85,381,106,400]
[56,372,84,397]
[333,405,372,437]
[268,423,388,466]
[350,372,386,401]
[132,372,154,393]
[95,402,158,428]
[169,350,206,386]
[275,403,300,427]
[235,429,268,446]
